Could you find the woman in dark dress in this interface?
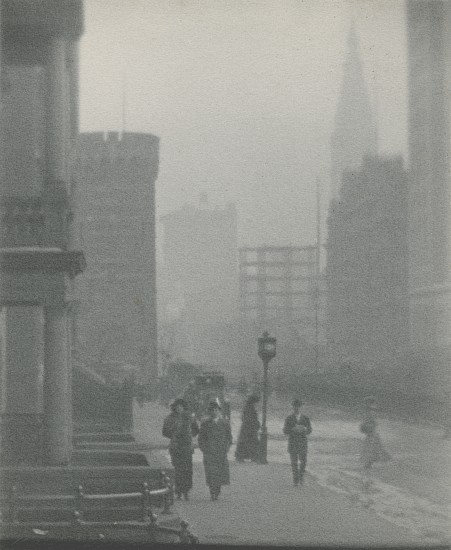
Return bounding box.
[235,394,261,462]
[162,398,199,500]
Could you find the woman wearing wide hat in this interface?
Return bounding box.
[235,394,261,462]
[198,400,233,501]
[162,398,199,500]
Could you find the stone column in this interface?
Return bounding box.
[66,301,73,440]
[0,0,3,179]
[66,40,79,250]
[43,305,70,465]
[65,41,79,388]
[41,35,72,466]
[1,307,43,464]
[67,41,79,147]
[47,37,68,184]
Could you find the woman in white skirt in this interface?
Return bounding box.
[360,397,391,469]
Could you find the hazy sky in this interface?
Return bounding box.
[79,0,408,248]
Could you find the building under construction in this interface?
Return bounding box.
[239,245,325,372]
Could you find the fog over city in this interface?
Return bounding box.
[79,0,408,248]
[0,0,450,546]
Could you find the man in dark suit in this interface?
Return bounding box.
[283,398,312,486]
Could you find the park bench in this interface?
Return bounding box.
[0,470,198,544]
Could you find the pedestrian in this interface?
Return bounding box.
[162,398,199,500]
[198,400,233,501]
[283,398,312,486]
[182,379,201,419]
[360,396,391,469]
[235,394,260,462]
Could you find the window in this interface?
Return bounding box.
[266,279,285,293]
[266,265,286,277]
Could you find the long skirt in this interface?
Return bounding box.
[361,433,391,468]
[169,447,194,494]
[235,428,259,461]
[203,452,230,488]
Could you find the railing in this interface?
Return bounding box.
[0,471,198,544]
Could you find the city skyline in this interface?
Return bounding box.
[79,0,408,248]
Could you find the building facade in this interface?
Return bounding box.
[160,201,238,366]
[0,0,85,466]
[239,245,317,335]
[75,131,159,383]
[239,245,325,373]
[407,1,451,366]
[330,24,378,201]
[326,156,410,372]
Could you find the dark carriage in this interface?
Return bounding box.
[193,372,231,421]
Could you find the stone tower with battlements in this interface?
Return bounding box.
[76,131,159,384]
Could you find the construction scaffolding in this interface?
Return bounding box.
[239,246,317,342]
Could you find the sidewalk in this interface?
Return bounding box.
[172,456,422,546]
[133,401,436,546]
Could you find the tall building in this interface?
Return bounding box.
[326,156,410,371]
[407,1,451,359]
[239,245,317,337]
[330,24,378,201]
[76,131,159,383]
[0,0,85,466]
[160,200,238,366]
[239,245,324,373]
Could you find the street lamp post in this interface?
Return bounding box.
[257,331,276,464]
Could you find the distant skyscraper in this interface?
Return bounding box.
[407,1,451,353]
[330,23,378,201]
[326,156,409,370]
[76,132,159,382]
[160,201,238,365]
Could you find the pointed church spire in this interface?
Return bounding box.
[330,22,378,201]
[347,19,358,52]
[121,64,127,137]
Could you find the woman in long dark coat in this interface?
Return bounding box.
[162,398,199,500]
[235,394,260,462]
[198,400,232,501]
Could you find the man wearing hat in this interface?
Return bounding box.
[198,400,233,501]
[283,398,312,486]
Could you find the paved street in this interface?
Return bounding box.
[135,398,451,545]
